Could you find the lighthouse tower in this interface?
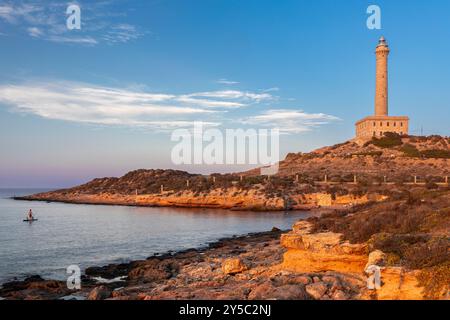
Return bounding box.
[355,37,409,143]
[375,36,389,116]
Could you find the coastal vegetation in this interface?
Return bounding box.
[307,188,450,299]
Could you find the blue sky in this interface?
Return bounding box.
[0,0,449,188]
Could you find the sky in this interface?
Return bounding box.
[0,0,449,188]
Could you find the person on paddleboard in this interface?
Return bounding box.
[27,209,34,220]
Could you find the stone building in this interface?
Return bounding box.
[355,37,409,142]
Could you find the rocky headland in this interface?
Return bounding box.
[5,134,449,300]
[15,135,450,211]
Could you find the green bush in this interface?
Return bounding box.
[421,149,450,159]
[369,132,403,149]
[400,143,421,157]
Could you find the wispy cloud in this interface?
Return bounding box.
[102,24,143,44]
[176,89,273,109]
[0,1,145,45]
[189,90,273,102]
[0,5,15,23]
[241,109,340,133]
[216,79,239,85]
[0,82,218,129]
[0,79,337,134]
[47,35,98,45]
[27,26,43,37]
[177,96,245,109]
[0,81,277,130]
[262,87,280,92]
[0,3,39,24]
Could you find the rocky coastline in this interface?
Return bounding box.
[1,206,437,300]
[14,135,449,212]
[0,228,293,300]
[3,135,448,300]
[13,187,378,212]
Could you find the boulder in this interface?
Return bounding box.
[0,276,71,300]
[321,275,338,284]
[280,234,305,249]
[222,258,248,275]
[292,221,312,234]
[28,280,63,290]
[282,249,367,274]
[128,259,179,282]
[87,286,112,300]
[270,274,312,286]
[301,233,343,252]
[305,282,328,300]
[248,282,307,300]
[340,242,367,255]
[292,276,312,285]
[331,290,348,300]
[284,232,366,255]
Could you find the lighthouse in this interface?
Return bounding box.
[355,37,409,143]
[375,36,389,116]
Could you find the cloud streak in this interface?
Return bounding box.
[0,81,277,130]
[27,26,42,37]
[241,109,340,133]
[216,79,239,85]
[0,1,145,45]
[0,82,216,129]
[189,90,273,102]
[0,80,337,134]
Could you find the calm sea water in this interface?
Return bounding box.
[0,188,313,284]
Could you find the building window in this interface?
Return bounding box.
[387,122,390,127]
[380,122,383,126]
[401,122,403,127]
[373,122,376,127]
[394,122,396,127]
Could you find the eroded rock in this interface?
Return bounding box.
[248,282,307,300]
[222,258,248,275]
[331,290,348,300]
[280,233,305,249]
[128,259,179,282]
[87,286,112,300]
[305,282,328,300]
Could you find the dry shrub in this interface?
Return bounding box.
[368,233,429,258]
[309,189,449,244]
[404,238,449,269]
[417,262,450,300]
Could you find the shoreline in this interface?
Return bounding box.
[12,195,318,212]
[0,227,289,300]
[4,187,446,300]
[2,195,321,295]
